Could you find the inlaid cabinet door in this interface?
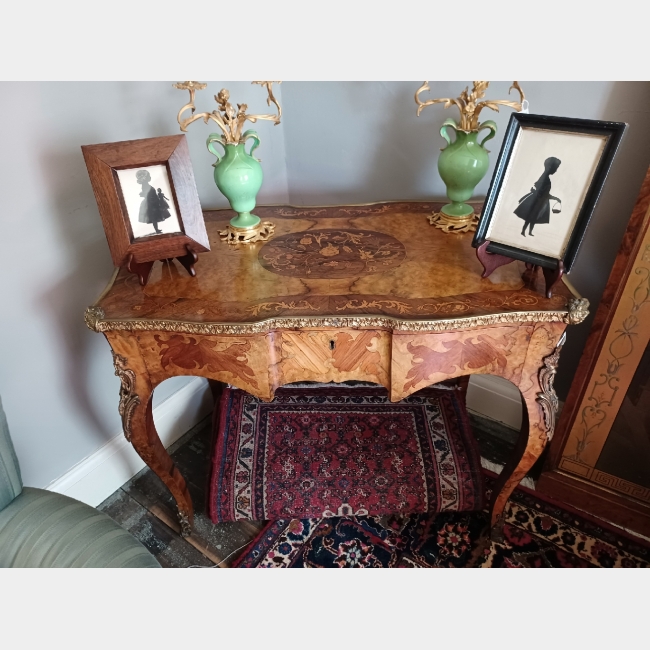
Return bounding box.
[553,197,650,496]
[539,166,650,535]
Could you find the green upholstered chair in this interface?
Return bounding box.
[0,397,160,568]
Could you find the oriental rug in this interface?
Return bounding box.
[208,385,483,523]
[233,474,650,568]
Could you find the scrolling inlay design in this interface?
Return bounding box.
[154,334,259,389]
[247,300,319,317]
[112,352,140,442]
[336,299,413,314]
[536,331,566,442]
[274,207,327,217]
[404,330,519,392]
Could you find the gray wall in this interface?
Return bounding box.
[0,82,288,488]
[0,81,648,490]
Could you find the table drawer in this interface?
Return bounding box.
[276,329,390,388]
[390,325,534,400]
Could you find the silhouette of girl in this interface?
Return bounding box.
[136,169,170,234]
[514,157,562,237]
[157,188,171,222]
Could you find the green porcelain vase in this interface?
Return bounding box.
[207,129,263,230]
[437,118,497,218]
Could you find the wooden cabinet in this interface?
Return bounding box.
[539,167,650,535]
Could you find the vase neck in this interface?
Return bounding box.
[453,129,479,143]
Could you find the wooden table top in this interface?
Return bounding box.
[88,201,578,335]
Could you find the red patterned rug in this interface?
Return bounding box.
[208,385,483,523]
[233,474,650,568]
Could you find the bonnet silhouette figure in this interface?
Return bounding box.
[514,157,562,237]
[136,169,171,234]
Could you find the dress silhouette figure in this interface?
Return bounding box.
[136,169,171,234]
[514,157,562,237]
[157,188,171,222]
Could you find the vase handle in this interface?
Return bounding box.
[207,133,226,165]
[440,118,458,149]
[242,129,261,161]
[478,120,497,148]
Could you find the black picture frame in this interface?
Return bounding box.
[472,113,626,272]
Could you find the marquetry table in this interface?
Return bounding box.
[85,201,589,540]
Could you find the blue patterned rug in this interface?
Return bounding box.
[234,474,650,568]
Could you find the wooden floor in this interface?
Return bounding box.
[98,410,520,568]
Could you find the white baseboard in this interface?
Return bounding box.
[45,378,213,507]
[466,375,522,430]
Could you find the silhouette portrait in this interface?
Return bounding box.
[475,115,624,269]
[116,164,182,241]
[514,157,563,237]
[136,169,172,234]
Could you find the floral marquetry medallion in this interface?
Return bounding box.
[258,229,406,278]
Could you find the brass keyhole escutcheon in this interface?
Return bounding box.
[329,340,335,351]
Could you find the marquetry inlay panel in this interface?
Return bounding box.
[561,226,650,468]
[135,331,273,398]
[274,329,390,389]
[391,325,534,400]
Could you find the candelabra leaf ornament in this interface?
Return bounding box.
[173,80,282,244]
[415,81,526,234]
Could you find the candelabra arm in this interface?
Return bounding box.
[177,107,210,132]
[473,82,526,123]
[509,81,526,104]
[173,81,210,132]
[248,81,282,125]
[415,81,462,120]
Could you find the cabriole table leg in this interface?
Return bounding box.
[487,328,565,542]
[109,340,195,537]
[487,396,544,542]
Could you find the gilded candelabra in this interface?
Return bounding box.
[174,81,282,244]
[415,81,526,234]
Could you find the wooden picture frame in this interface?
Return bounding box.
[472,114,626,272]
[82,135,209,282]
[537,166,650,536]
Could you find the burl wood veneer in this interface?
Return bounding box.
[86,202,589,539]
